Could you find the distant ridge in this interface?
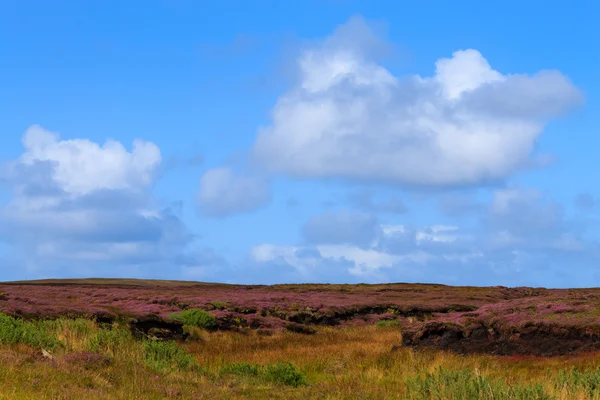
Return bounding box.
[1,277,233,287]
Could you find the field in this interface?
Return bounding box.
[2,279,600,399]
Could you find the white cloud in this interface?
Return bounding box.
[249,186,600,286]
[196,167,270,217]
[0,125,199,278]
[17,125,160,195]
[252,17,582,187]
[317,244,406,277]
[251,222,480,281]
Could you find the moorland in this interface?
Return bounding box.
[2,279,600,399]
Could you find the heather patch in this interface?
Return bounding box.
[4,280,600,356]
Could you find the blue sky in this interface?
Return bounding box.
[1,1,599,287]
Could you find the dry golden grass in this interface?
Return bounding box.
[2,320,600,399]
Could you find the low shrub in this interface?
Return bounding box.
[170,309,218,331]
[264,362,307,387]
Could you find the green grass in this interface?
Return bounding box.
[221,362,261,377]
[219,361,307,387]
[0,314,62,349]
[142,339,197,373]
[553,367,600,398]
[406,367,551,399]
[86,326,131,354]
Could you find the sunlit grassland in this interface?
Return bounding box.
[3,315,600,399]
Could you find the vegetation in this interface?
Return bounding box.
[1,313,600,398]
[4,279,600,398]
[220,361,261,377]
[4,280,600,346]
[263,362,307,387]
[0,313,62,349]
[375,319,401,328]
[141,339,197,373]
[170,308,218,331]
[211,301,228,310]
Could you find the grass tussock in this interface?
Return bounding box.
[4,313,600,398]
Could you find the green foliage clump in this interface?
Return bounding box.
[210,301,227,310]
[219,361,307,387]
[221,362,261,377]
[375,319,400,328]
[0,313,62,349]
[406,367,550,400]
[142,339,196,373]
[170,309,218,331]
[264,362,307,387]
[87,327,131,354]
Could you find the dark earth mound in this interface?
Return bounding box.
[401,321,600,357]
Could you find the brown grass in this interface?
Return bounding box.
[2,320,600,399]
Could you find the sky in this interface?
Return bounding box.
[0,1,599,287]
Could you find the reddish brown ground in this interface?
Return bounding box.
[2,279,600,356]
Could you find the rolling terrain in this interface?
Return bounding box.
[2,279,600,357]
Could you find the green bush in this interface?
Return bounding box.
[375,319,400,328]
[264,362,307,387]
[142,339,196,373]
[0,313,62,349]
[221,362,261,377]
[170,309,218,331]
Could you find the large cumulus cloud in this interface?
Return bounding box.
[252,17,582,187]
[0,125,219,279]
